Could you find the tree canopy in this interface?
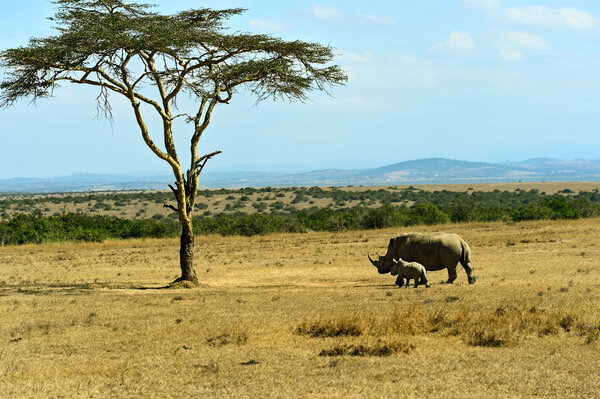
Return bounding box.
[1,0,346,108]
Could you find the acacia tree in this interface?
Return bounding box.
[0,0,346,285]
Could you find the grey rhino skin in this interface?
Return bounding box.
[391,258,430,288]
[369,232,476,284]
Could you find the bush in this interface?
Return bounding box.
[408,203,450,225]
[2,186,600,244]
[269,201,285,210]
[544,197,580,219]
[252,202,268,212]
[194,213,302,236]
[0,212,180,245]
[511,203,553,221]
[362,205,408,229]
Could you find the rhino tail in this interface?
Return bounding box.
[460,239,477,283]
[459,239,471,268]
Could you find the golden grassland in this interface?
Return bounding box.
[1,218,599,398]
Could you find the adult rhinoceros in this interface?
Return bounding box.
[368,232,476,284]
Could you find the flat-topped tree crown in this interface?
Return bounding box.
[0,0,347,285]
[1,0,345,107]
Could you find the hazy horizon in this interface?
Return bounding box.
[2,1,600,179]
[2,156,599,181]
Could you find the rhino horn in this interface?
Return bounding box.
[368,253,380,267]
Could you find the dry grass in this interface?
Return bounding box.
[295,304,594,348]
[1,218,600,398]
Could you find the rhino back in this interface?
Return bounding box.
[394,233,462,271]
[402,263,425,279]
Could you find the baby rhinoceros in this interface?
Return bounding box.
[390,258,431,288]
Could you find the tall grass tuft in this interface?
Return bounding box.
[296,304,596,347]
[319,339,415,357]
[294,315,367,338]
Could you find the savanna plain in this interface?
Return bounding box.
[1,186,600,398]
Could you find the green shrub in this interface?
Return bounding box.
[269,201,285,210]
[252,203,268,212]
[1,187,600,244]
[0,212,180,245]
[408,203,450,225]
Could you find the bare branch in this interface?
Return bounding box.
[130,71,151,90]
[193,150,222,175]
[117,53,175,169]
[168,184,179,196]
[94,84,113,121]
[171,113,191,121]
[163,204,179,213]
[191,96,218,160]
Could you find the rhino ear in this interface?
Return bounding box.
[389,237,395,245]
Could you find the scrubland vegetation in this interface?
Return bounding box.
[1,183,600,244]
[1,211,599,397]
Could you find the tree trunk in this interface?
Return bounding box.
[179,218,199,285]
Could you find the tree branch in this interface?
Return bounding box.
[118,53,174,169]
[163,204,179,213]
[191,96,218,162]
[193,150,222,174]
[139,51,181,165]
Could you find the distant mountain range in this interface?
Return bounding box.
[1,158,600,193]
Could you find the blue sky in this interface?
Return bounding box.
[1,0,600,178]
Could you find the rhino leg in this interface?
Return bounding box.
[463,262,477,284]
[395,276,405,287]
[446,267,458,284]
[420,273,431,288]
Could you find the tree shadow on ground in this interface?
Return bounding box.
[0,281,180,296]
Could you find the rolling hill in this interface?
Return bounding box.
[1,158,599,192]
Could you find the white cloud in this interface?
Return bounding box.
[302,50,438,111]
[249,19,285,32]
[310,6,395,25]
[462,0,498,10]
[358,14,396,25]
[503,30,548,49]
[312,5,342,19]
[497,46,523,61]
[505,6,599,30]
[338,50,374,64]
[497,30,548,61]
[339,51,437,88]
[446,31,475,52]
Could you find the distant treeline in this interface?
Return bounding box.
[2,185,597,210]
[1,189,599,245]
